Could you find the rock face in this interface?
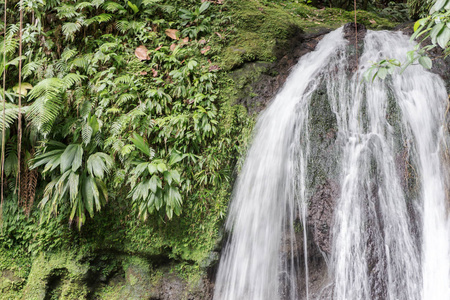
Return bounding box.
[231,27,333,114]
[226,21,450,300]
[19,253,213,300]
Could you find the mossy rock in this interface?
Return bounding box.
[222,0,397,70]
[21,253,89,300]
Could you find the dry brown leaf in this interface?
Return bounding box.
[181,37,189,44]
[135,45,150,61]
[165,29,179,40]
[209,65,220,72]
[199,39,207,45]
[170,43,177,51]
[155,45,162,51]
[369,19,376,24]
[152,69,158,77]
[140,71,148,75]
[201,46,211,54]
[215,32,223,39]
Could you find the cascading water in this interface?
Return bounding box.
[213,26,450,300]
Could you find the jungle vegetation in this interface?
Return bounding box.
[0,0,446,298]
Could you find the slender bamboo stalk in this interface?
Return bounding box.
[1,0,7,222]
[16,0,23,203]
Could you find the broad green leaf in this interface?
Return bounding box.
[130,133,153,157]
[31,149,64,169]
[134,162,150,177]
[127,1,139,13]
[60,144,83,173]
[148,163,158,174]
[12,82,33,96]
[419,56,432,69]
[170,170,181,184]
[378,67,388,80]
[95,178,108,203]
[168,151,185,165]
[163,171,172,185]
[437,26,450,49]
[83,176,94,217]
[87,152,113,178]
[157,162,167,172]
[431,0,448,13]
[68,172,79,201]
[413,20,421,32]
[430,23,445,45]
[199,1,210,14]
[149,175,158,193]
[407,50,415,63]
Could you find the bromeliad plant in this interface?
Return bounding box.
[31,141,113,229]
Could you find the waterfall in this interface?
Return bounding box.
[214,27,450,300]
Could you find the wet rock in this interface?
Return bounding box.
[308,181,339,255]
[231,28,332,113]
[343,22,367,43]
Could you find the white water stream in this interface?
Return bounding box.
[214,28,450,300]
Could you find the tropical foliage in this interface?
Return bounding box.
[0,0,246,231]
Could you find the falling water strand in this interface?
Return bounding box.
[214,28,450,300]
[213,28,346,300]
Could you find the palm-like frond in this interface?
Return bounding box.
[0,102,29,132]
[85,13,113,26]
[102,1,126,14]
[86,152,113,179]
[61,47,79,62]
[27,78,64,134]
[56,3,80,19]
[91,0,105,8]
[62,73,86,89]
[75,1,93,10]
[62,21,83,41]
[22,60,44,79]
[33,142,111,229]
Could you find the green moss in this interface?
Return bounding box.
[221,0,397,69]
[22,252,89,300]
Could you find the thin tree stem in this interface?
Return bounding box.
[16,0,23,204]
[1,0,7,223]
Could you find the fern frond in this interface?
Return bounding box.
[114,74,134,85]
[0,102,29,132]
[99,42,118,53]
[75,1,93,10]
[116,20,145,33]
[91,0,105,8]
[82,124,93,146]
[71,55,91,71]
[115,20,129,33]
[116,93,137,106]
[142,0,162,7]
[0,25,19,56]
[22,60,44,79]
[103,1,126,14]
[27,78,64,134]
[61,47,78,62]
[62,73,87,89]
[56,3,80,19]
[159,4,175,13]
[62,21,83,41]
[85,13,113,26]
